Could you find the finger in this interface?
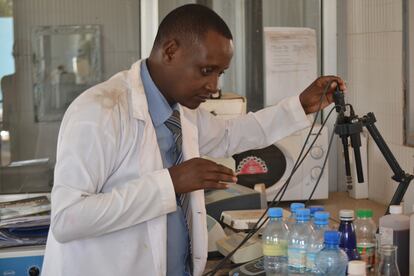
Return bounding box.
[203,161,236,177]
[325,76,346,92]
[325,93,334,105]
[339,80,347,92]
[212,164,237,176]
[204,172,237,183]
[202,180,229,190]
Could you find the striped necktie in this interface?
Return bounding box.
[165,110,193,271]
[164,110,184,166]
[164,110,188,209]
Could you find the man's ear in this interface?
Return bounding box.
[161,39,179,64]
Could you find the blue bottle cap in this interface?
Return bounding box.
[296,208,310,221]
[314,211,330,225]
[309,205,325,215]
[268,207,283,218]
[290,202,305,213]
[324,230,341,245]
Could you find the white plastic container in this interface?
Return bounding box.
[347,260,367,276]
[379,205,410,276]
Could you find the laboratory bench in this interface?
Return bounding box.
[204,191,387,275]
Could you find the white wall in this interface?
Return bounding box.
[10,0,140,163]
[339,0,414,212]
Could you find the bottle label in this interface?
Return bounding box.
[306,252,317,270]
[357,243,375,269]
[288,248,306,268]
[262,240,287,256]
[379,227,394,245]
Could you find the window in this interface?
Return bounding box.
[0,0,14,166]
[0,0,141,193]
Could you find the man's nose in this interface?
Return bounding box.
[205,75,220,93]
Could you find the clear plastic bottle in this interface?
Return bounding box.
[338,209,361,261]
[287,202,305,229]
[377,245,401,276]
[288,208,312,274]
[379,205,409,276]
[315,230,349,275]
[354,209,376,271]
[262,207,289,275]
[306,211,330,273]
[309,205,325,221]
[348,260,367,276]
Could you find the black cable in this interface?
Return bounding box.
[306,107,337,203]
[305,103,352,203]
[203,80,339,276]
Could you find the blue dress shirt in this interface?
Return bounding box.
[140,60,191,276]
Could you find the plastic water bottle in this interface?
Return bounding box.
[315,230,348,275]
[309,205,325,225]
[288,208,312,274]
[287,202,305,229]
[306,211,330,273]
[262,207,289,275]
[354,209,376,271]
[347,260,367,276]
[379,205,409,276]
[338,209,361,261]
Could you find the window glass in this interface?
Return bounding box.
[0,0,141,194]
[0,0,13,167]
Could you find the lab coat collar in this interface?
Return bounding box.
[140,60,173,127]
[128,60,190,133]
[128,60,151,121]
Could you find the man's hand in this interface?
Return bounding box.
[299,76,347,114]
[168,157,237,194]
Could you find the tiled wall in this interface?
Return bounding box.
[340,0,414,213]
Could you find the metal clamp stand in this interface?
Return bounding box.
[362,112,414,213]
[334,88,414,214]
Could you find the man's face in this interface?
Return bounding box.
[162,30,234,109]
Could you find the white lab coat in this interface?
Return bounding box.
[41,60,310,276]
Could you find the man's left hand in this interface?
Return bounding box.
[299,76,347,114]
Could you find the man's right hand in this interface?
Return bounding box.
[168,157,237,194]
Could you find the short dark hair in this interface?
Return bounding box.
[153,4,233,48]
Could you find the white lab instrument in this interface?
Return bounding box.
[205,184,261,222]
[220,209,291,232]
[266,124,329,201]
[216,232,262,264]
[201,93,329,202]
[207,214,226,255]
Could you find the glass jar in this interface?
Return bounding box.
[376,245,400,276]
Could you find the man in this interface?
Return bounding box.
[42,4,345,276]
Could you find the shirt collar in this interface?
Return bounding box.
[140,60,173,127]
